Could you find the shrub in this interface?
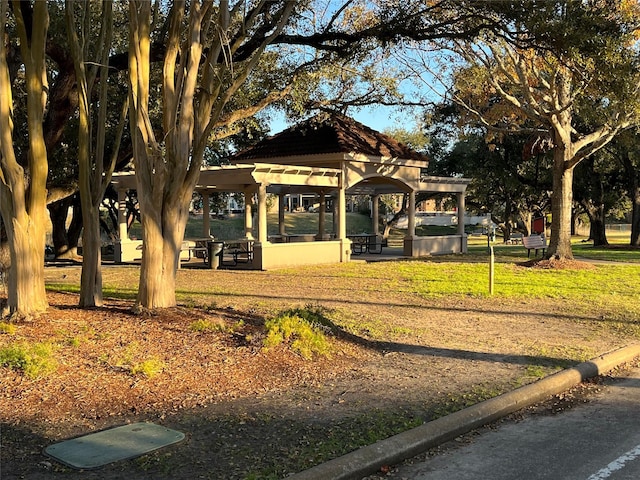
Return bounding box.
[0,342,57,378]
[264,314,330,360]
[278,305,335,333]
[130,358,164,378]
[189,318,239,334]
[0,322,17,335]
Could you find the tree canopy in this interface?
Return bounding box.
[401,0,640,258]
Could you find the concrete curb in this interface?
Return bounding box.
[287,344,640,480]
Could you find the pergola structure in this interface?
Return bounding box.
[111,114,471,269]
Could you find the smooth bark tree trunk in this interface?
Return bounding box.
[79,204,103,307]
[3,217,48,316]
[134,196,189,309]
[0,1,50,317]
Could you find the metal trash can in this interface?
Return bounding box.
[208,241,224,269]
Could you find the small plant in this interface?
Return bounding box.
[279,305,335,333]
[524,365,548,379]
[0,322,17,335]
[432,386,504,418]
[0,342,57,378]
[190,318,229,333]
[130,358,164,378]
[65,336,82,347]
[263,313,330,359]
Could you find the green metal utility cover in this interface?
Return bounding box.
[44,422,185,470]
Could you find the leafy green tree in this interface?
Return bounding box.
[425,101,552,241]
[406,1,640,258]
[573,156,623,246]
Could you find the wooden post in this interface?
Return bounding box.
[489,245,495,295]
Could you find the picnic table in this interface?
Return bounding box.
[221,239,254,266]
[347,234,384,255]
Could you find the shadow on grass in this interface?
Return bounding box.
[275,306,574,370]
[175,287,640,326]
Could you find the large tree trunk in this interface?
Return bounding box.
[589,217,608,246]
[632,188,640,247]
[129,1,176,310]
[128,1,294,311]
[134,195,189,309]
[547,147,575,259]
[48,195,82,259]
[621,151,640,246]
[4,218,48,315]
[48,197,74,258]
[0,1,50,317]
[518,210,532,237]
[584,203,609,246]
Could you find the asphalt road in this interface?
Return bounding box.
[382,366,640,480]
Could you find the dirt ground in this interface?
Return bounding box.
[0,259,634,479]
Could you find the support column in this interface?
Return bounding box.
[202,192,211,237]
[332,193,338,234]
[257,184,268,244]
[338,187,347,240]
[118,188,128,240]
[457,192,466,236]
[317,192,326,240]
[278,193,286,236]
[372,194,380,236]
[458,191,468,253]
[243,188,254,240]
[407,190,416,238]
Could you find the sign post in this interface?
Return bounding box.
[489,245,495,295]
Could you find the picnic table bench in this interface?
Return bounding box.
[181,240,209,262]
[522,235,547,258]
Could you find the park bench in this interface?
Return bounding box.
[522,235,547,258]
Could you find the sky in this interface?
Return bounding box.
[266,61,441,137]
[268,104,423,137]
